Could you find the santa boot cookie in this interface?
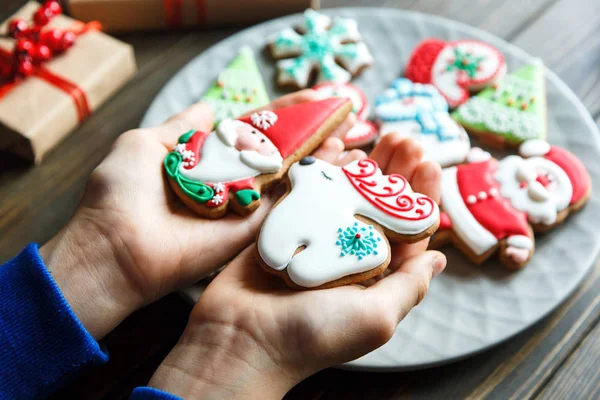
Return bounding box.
[375,78,471,167]
[432,140,591,269]
[452,60,547,149]
[405,39,506,109]
[164,98,353,219]
[257,157,440,289]
[313,82,377,148]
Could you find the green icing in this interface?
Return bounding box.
[164,152,215,204]
[452,61,546,144]
[235,189,260,206]
[178,129,195,144]
[446,47,485,78]
[200,46,270,126]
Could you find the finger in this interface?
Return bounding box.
[312,137,345,163]
[369,133,406,172]
[410,161,442,205]
[157,102,215,147]
[335,149,367,167]
[329,113,356,140]
[367,251,446,322]
[386,138,424,180]
[241,89,320,116]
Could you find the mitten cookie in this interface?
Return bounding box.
[375,78,471,167]
[200,46,270,126]
[313,82,377,148]
[405,39,506,108]
[164,98,352,219]
[452,61,546,149]
[269,9,373,89]
[257,157,440,289]
[432,140,591,269]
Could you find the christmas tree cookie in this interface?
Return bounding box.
[200,46,270,125]
[452,61,547,149]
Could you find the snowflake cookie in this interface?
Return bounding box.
[268,9,374,88]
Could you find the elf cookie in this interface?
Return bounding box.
[313,82,377,148]
[375,78,470,167]
[269,9,374,89]
[432,140,591,269]
[257,157,440,289]
[452,61,547,149]
[164,98,353,219]
[200,46,270,125]
[405,39,506,108]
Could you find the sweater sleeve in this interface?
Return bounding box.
[0,244,109,399]
[130,387,182,400]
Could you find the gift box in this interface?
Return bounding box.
[63,0,320,32]
[0,1,136,164]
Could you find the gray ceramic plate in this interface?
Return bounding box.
[140,8,600,371]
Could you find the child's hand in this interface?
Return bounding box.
[39,91,355,339]
[147,134,446,399]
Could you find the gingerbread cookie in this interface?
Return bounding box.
[164,98,353,218]
[432,140,591,269]
[257,157,440,289]
[268,9,373,89]
[405,39,506,108]
[200,46,270,126]
[313,82,377,148]
[375,78,470,167]
[452,61,547,149]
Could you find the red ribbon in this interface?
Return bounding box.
[164,0,206,27]
[0,22,100,123]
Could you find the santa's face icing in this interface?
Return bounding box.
[179,119,283,183]
[495,156,572,225]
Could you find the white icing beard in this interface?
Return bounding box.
[178,133,262,183]
[379,116,470,167]
[258,159,439,288]
[495,156,573,225]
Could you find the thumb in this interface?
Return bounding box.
[367,251,446,324]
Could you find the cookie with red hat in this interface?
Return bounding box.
[164,97,353,218]
[432,140,591,269]
[405,39,506,109]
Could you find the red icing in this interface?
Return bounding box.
[439,211,452,231]
[343,120,378,146]
[343,159,436,221]
[238,97,350,158]
[206,177,256,208]
[545,146,590,205]
[181,130,208,169]
[312,82,369,119]
[405,39,505,108]
[456,159,530,240]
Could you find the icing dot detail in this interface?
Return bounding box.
[467,195,477,204]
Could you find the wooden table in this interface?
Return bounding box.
[2,0,600,398]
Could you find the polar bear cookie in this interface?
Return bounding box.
[405,39,506,108]
[375,78,471,167]
[164,98,352,218]
[257,157,440,289]
[269,9,374,88]
[432,140,591,269]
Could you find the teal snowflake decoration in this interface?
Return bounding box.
[336,222,381,260]
[269,9,373,88]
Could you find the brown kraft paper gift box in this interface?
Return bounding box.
[64,0,320,32]
[0,2,136,164]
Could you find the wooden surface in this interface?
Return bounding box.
[2,0,600,398]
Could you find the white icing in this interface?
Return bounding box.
[313,84,366,117]
[519,139,550,158]
[250,110,277,130]
[506,235,533,250]
[495,155,573,225]
[527,181,551,202]
[441,167,498,255]
[466,147,491,163]
[216,119,241,147]
[239,150,283,173]
[258,159,439,287]
[178,132,261,183]
[344,121,376,144]
[431,42,504,106]
[213,182,225,193]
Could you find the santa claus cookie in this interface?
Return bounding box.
[452,61,547,149]
[164,97,352,218]
[432,140,591,269]
[405,39,506,108]
[257,157,440,289]
[313,82,377,148]
[375,78,471,167]
[268,9,374,89]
